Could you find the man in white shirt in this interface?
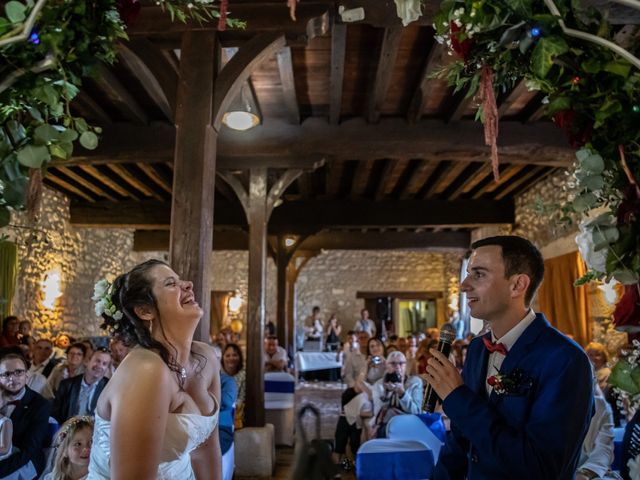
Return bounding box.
[264,336,288,372]
[353,309,376,338]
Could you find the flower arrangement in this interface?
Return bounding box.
[431,0,640,326]
[0,0,243,226]
[92,278,123,325]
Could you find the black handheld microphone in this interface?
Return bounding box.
[422,323,457,413]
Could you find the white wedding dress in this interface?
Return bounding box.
[87,401,219,479]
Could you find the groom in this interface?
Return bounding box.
[426,236,593,480]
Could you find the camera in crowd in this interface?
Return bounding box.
[371,355,384,365]
[384,372,402,384]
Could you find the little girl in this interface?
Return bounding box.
[45,416,94,480]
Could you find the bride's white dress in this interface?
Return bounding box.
[87,403,219,479]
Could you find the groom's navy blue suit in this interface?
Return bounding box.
[434,313,594,480]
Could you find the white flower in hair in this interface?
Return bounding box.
[94,299,107,317]
[112,311,123,321]
[92,279,110,301]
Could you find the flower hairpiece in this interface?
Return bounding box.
[56,415,94,445]
[92,278,123,321]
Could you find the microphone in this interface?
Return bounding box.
[422,323,457,413]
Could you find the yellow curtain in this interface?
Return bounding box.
[537,251,591,347]
[0,241,18,319]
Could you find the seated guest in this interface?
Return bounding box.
[575,384,619,480]
[221,343,245,429]
[108,335,131,375]
[387,335,399,349]
[52,348,111,424]
[264,336,288,372]
[397,337,408,355]
[0,353,51,478]
[0,317,20,348]
[370,351,423,438]
[47,342,87,395]
[26,369,54,400]
[30,338,61,379]
[219,372,238,480]
[44,415,94,480]
[53,334,74,359]
[18,320,34,349]
[265,313,276,337]
[354,309,376,338]
[333,334,386,468]
[585,342,611,392]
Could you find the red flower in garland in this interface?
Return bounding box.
[450,21,473,61]
[552,109,593,148]
[117,0,141,27]
[613,285,640,332]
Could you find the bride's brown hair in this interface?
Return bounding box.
[100,259,204,389]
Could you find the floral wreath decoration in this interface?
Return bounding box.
[54,415,94,447]
[92,278,123,333]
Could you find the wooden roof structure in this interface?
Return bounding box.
[44,0,573,253]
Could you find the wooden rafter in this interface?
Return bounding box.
[77,164,139,199]
[106,164,164,201]
[399,159,439,199]
[276,47,300,124]
[407,43,444,124]
[329,20,347,125]
[426,161,469,198]
[93,64,149,124]
[497,80,531,118]
[366,27,403,123]
[440,162,486,199]
[53,166,117,201]
[351,160,375,197]
[136,163,172,195]
[72,91,112,126]
[494,166,549,199]
[44,175,95,202]
[375,158,409,200]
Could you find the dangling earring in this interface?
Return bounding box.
[148,319,153,332]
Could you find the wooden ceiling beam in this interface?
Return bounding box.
[119,38,179,121]
[351,160,375,198]
[76,164,140,200]
[440,162,486,199]
[105,164,164,201]
[497,80,530,118]
[71,198,514,230]
[93,64,149,124]
[52,166,117,201]
[325,159,345,197]
[71,91,112,126]
[44,175,95,203]
[136,163,172,195]
[329,20,347,125]
[276,47,300,124]
[399,159,438,199]
[133,229,471,251]
[366,27,403,124]
[407,43,445,124]
[446,90,475,123]
[375,159,408,200]
[493,166,549,199]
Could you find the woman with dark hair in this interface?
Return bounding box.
[221,343,245,429]
[0,316,20,348]
[88,260,221,480]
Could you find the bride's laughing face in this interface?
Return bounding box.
[148,264,203,324]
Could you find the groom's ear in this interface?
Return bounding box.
[510,274,531,301]
[134,305,154,321]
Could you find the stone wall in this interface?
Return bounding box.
[295,250,462,334]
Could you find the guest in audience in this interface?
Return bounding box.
[427,236,593,479]
[305,306,324,341]
[325,314,342,352]
[451,339,468,371]
[333,334,386,468]
[410,338,438,376]
[264,336,288,372]
[17,320,34,349]
[0,317,20,348]
[0,353,51,478]
[47,343,87,395]
[52,348,111,424]
[387,335,399,349]
[26,367,54,400]
[221,343,245,429]
[109,335,131,373]
[397,336,408,355]
[219,372,237,480]
[30,338,60,379]
[370,351,423,438]
[53,334,74,358]
[575,383,619,480]
[354,309,376,338]
[425,327,440,342]
[44,415,94,480]
[585,342,611,392]
[79,341,94,368]
[264,313,276,337]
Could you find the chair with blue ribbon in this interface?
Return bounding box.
[386,413,445,461]
[264,372,296,446]
[356,439,435,480]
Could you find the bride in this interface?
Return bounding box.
[88,260,222,479]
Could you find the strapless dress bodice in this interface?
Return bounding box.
[88,405,218,479]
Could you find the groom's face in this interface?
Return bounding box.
[461,245,512,321]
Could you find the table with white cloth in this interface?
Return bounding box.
[295,352,342,381]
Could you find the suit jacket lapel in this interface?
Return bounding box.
[497,313,549,375]
[466,337,490,397]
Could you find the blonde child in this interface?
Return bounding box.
[44,416,93,480]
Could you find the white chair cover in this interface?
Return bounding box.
[386,414,444,460]
[264,372,296,446]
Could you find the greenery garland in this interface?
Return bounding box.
[0,0,243,227]
[432,0,640,324]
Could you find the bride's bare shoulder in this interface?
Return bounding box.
[191,341,218,362]
[116,348,171,379]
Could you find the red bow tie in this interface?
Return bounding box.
[482,335,508,356]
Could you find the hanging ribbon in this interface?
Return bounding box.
[479,65,500,181]
[218,0,228,31]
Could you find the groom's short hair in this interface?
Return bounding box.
[471,235,544,306]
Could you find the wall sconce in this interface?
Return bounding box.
[228,293,242,314]
[222,82,260,131]
[41,267,62,310]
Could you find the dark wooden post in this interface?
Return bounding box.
[276,236,289,350]
[170,31,217,342]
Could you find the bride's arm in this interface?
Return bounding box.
[191,345,222,480]
[109,353,172,480]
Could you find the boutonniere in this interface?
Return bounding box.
[487,369,533,396]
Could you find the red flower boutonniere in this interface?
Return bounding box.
[487,369,533,396]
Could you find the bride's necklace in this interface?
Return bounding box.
[180,366,187,381]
